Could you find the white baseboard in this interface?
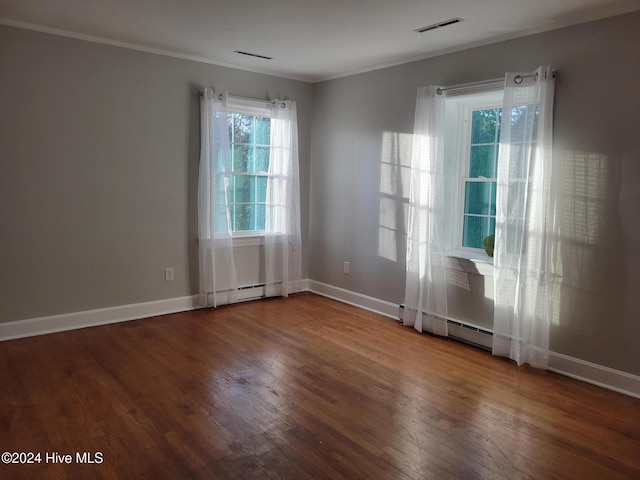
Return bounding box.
[0,279,312,342]
[306,279,400,319]
[549,352,640,399]
[0,295,200,341]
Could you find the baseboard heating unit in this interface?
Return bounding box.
[398,304,493,350]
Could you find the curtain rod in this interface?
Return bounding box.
[436,69,557,95]
[436,77,503,95]
[198,91,273,104]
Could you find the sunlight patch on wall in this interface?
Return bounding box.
[563,151,608,245]
[379,197,408,262]
[447,269,471,290]
[378,132,412,262]
[556,150,611,330]
[380,132,412,197]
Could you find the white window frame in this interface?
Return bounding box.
[223,97,273,242]
[444,89,504,263]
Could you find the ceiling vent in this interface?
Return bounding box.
[235,50,273,60]
[414,18,464,33]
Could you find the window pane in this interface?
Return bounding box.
[253,146,270,173]
[233,175,267,203]
[254,204,266,230]
[469,145,496,178]
[257,176,267,200]
[232,175,246,203]
[471,109,499,144]
[254,116,271,145]
[231,114,252,143]
[462,216,489,249]
[464,181,490,215]
[233,204,253,231]
[232,203,266,231]
[233,144,249,171]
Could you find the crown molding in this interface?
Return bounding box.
[314,3,640,82]
[0,18,314,83]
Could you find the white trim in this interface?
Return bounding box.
[0,295,200,341]
[306,280,398,319]
[0,279,311,341]
[549,352,640,399]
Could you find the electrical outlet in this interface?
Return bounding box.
[343,261,350,274]
[165,267,174,282]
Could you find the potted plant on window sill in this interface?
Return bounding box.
[482,235,495,258]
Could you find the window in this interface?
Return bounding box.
[227,112,270,233]
[461,106,502,249]
[215,99,273,235]
[444,89,504,256]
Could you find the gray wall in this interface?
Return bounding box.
[310,12,640,375]
[0,25,313,322]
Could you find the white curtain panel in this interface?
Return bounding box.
[264,100,302,298]
[403,86,449,336]
[198,89,239,307]
[493,66,561,367]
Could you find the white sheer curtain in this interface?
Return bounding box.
[198,89,238,307]
[403,86,448,336]
[264,100,302,297]
[493,66,561,367]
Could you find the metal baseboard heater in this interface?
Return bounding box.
[398,304,493,351]
[212,282,283,304]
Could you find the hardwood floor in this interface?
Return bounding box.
[1,292,639,479]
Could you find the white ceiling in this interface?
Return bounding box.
[1,0,640,82]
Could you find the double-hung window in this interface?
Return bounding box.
[215,99,273,236]
[461,105,502,249]
[444,89,504,256]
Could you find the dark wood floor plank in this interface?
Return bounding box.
[1,292,640,479]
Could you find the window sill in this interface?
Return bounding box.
[211,232,289,248]
[232,235,265,247]
[445,250,494,276]
[210,233,265,247]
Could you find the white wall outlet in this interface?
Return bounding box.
[343,261,350,274]
[165,267,174,282]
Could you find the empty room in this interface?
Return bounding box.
[1,0,640,478]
